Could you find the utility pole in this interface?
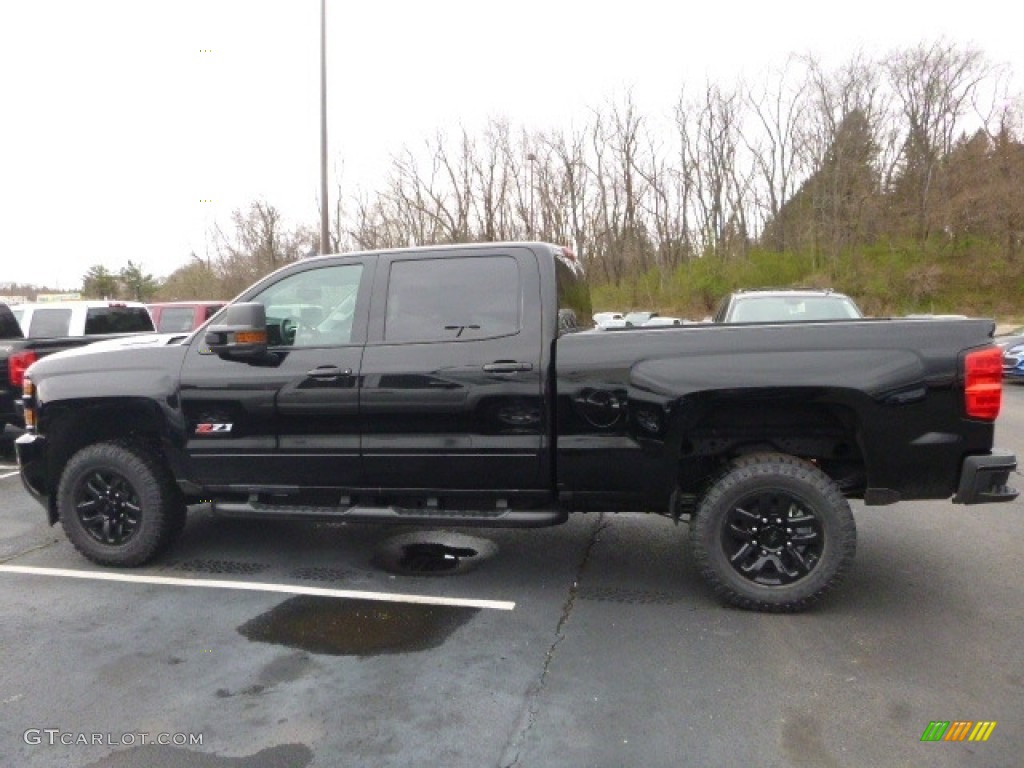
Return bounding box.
[527,152,537,239]
[319,0,330,254]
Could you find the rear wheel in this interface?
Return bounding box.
[57,440,186,566]
[690,453,856,612]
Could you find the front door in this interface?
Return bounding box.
[179,258,372,491]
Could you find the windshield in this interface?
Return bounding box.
[728,296,863,323]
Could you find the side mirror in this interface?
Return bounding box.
[204,303,268,360]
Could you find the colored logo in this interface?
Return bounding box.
[195,423,233,434]
[921,721,997,742]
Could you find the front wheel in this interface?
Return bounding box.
[57,440,186,566]
[689,453,856,612]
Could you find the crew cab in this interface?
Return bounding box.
[15,243,1017,611]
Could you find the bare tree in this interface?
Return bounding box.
[884,40,990,242]
[744,58,810,252]
[677,81,749,259]
[213,201,315,295]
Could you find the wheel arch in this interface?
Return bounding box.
[669,389,867,502]
[41,398,174,522]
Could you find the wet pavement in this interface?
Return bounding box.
[1,395,1023,767]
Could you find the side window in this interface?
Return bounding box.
[158,307,198,332]
[203,304,225,321]
[28,308,72,337]
[85,307,154,334]
[0,305,22,338]
[384,256,520,343]
[251,263,363,348]
[554,251,592,334]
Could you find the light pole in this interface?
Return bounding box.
[319,0,329,254]
[527,152,537,239]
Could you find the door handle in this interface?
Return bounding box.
[482,361,534,373]
[306,366,353,381]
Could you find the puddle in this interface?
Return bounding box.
[373,531,497,577]
[237,596,478,656]
[398,543,478,573]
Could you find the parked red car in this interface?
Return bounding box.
[147,301,226,333]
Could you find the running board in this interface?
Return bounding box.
[210,499,567,528]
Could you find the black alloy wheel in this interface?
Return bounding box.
[57,440,186,567]
[73,468,142,546]
[721,489,824,586]
[690,452,856,612]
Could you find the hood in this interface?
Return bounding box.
[81,332,191,351]
[27,335,190,382]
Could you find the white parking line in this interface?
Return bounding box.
[0,470,19,479]
[0,565,515,611]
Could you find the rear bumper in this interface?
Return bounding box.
[953,450,1019,504]
[15,432,52,517]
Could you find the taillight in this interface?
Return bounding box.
[964,347,1002,420]
[22,375,36,429]
[8,350,37,388]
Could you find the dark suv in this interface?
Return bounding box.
[712,288,864,324]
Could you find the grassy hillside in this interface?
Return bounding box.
[590,238,1024,324]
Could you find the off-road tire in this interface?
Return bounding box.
[57,440,186,566]
[690,452,856,612]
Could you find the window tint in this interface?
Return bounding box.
[28,308,72,337]
[203,304,225,321]
[252,263,363,347]
[385,256,519,343]
[84,307,155,334]
[555,251,592,333]
[0,305,23,339]
[157,307,198,332]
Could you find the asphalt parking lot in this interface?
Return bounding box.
[0,395,1021,768]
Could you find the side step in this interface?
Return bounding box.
[210,499,567,528]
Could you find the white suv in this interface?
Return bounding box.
[11,300,155,338]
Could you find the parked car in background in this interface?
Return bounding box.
[1001,337,1024,381]
[1,300,155,432]
[624,310,657,326]
[643,316,686,327]
[713,289,863,323]
[147,301,226,333]
[11,300,154,337]
[995,325,1024,350]
[593,311,625,329]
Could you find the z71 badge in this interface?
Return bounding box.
[194,423,233,434]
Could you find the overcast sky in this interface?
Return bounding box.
[1,1,1020,289]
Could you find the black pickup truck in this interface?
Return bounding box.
[15,243,1018,611]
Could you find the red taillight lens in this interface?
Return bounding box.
[8,350,37,388]
[964,347,1002,420]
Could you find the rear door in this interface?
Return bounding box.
[360,247,545,492]
[178,257,373,489]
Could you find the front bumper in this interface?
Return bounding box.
[15,431,52,518]
[953,450,1018,504]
